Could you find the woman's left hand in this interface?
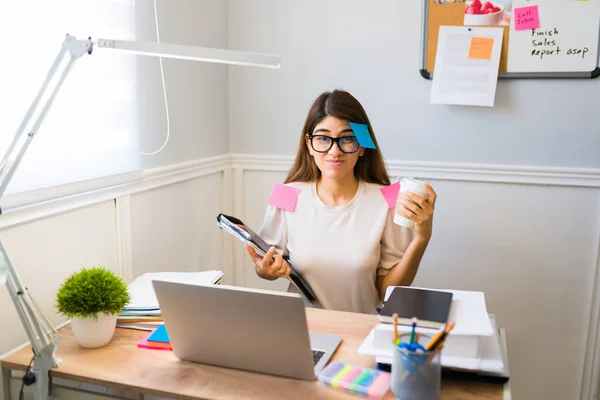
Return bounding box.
[396,183,437,241]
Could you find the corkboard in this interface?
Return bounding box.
[420,0,600,79]
[422,0,511,78]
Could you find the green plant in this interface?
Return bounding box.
[56,266,130,320]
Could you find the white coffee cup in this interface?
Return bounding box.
[393,177,429,229]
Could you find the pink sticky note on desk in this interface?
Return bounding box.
[268,184,300,212]
[514,5,539,31]
[380,182,400,209]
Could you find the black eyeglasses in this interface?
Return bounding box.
[308,135,360,154]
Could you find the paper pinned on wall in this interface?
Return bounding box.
[430,26,504,107]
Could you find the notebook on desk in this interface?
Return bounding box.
[378,286,453,328]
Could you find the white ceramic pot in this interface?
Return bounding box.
[71,313,117,348]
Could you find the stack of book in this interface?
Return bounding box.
[117,307,163,331]
[117,270,224,331]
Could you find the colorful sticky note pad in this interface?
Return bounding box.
[380,182,400,208]
[514,5,539,31]
[468,37,494,60]
[147,325,170,343]
[268,184,300,212]
[138,330,172,351]
[137,336,172,351]
[349,122,376,149]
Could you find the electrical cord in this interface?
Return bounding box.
[19,352,36,400]
[139,0,171,156]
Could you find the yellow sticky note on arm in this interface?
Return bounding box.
[468,37,494,60]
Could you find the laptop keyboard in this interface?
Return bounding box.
[312,350,325,365]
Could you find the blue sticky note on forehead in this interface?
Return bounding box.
[349,122,376,149]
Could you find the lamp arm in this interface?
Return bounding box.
[0,34,92,400]
[0,35,92,203]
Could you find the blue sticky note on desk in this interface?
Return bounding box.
[147,326,170,343]
[349,122,376,149]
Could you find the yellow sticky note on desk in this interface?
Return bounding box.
[468,37,494,60]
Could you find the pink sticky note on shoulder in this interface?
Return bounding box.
[268,184,300,212]
[380,182,400,208]
[514,5,539,31]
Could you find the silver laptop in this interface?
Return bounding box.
[151,280,342,380]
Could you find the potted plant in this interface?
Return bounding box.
[56,266,130,348]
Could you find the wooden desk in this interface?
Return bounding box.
[2,308,508,400]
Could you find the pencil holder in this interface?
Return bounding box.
[390,345,441,400]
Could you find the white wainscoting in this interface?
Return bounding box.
[0,200,118,356]
[1,154,599,400]
[0,155,231,360]
[231,154,600,400]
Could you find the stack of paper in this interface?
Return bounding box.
[358,287,508,378]
[118,270,223,331]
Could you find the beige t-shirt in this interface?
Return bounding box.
[258,179,414,315]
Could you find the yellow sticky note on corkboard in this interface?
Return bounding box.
[468,37,494,60]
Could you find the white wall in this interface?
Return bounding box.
[0,201,118,355]
[232,159,600,400]
[4,158,598,400]
[136,0,230,169]
[0,163,228,398]
[2,1,600,400]
[129,172,229,280]
[227,1,600,399]
[227,0,600,168]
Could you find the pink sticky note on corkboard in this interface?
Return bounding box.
[380,182,400,208]
[268,184,300,212]
[514,5,539,31]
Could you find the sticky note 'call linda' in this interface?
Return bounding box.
[468,37,494,60]
[380,182,400,209]
[268,183,300,212]
[349,122,376,149]
[514,5,540,31]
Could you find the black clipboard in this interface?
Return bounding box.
[216,213,319,305]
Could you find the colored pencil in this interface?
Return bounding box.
[409,317,417,344]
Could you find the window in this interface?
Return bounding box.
[0,0,140,208]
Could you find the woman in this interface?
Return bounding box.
[245,89,437,314]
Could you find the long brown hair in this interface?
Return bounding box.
[285,89,390,186]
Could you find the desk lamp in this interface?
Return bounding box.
[0,34,280,400]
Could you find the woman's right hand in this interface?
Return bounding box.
[245,244,291,281]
